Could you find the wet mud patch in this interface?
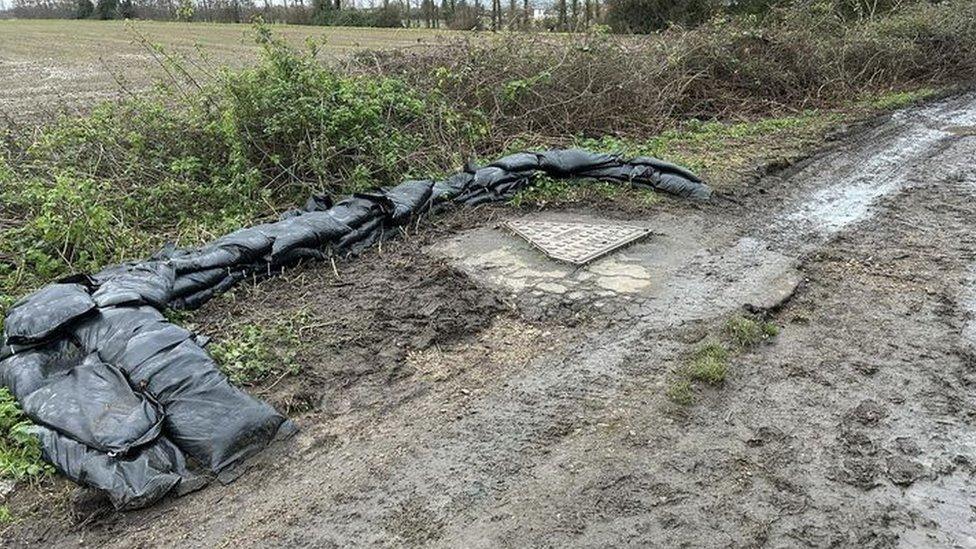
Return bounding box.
[732,174,976,546]
[188,208,512,418]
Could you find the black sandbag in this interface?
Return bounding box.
[0,340,82,401]
[269,211,352,259]
[167,226,274,274]
[170,267,228,299]
[20,353,163,455]
[257,217,319,259]
[380,179,435,225]
[631,156,704,183]
[538,149,617,174]
[573,164,639,181]
[327,196,389,228]
[168,280,228,311]
[267,246,331,267]
[430,172,474,204]
[3,283,96,346]
[454,168,532,206]
[654,172,712,200]
[172,270,247,310]
[489,152,541,172]
[73,307,293,474]
[335,216,386,254]
[471,166,523,188]
[33,425,189,510]
[91,262,175,308]
[130,340,292,473]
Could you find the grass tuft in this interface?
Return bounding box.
[687,342,730,385]
[725,315,779,349]
[666,378,694,406]
[668,315,781,406]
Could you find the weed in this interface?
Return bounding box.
[666,378,694,405]
[510,174,659,208]
[0,389,52,482]
[209,310,309,386]
[510,175,575,207]
[859,88,939,111]
[0,505,11,525]
[687,342,729,385]
[669,314,782,405]
[725,315,779,348]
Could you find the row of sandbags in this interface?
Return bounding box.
[0,149,708,509]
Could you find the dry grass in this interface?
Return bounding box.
[357,1,976,144]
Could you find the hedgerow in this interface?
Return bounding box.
[355,1,976,137]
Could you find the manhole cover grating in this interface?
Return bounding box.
[506,219,652,265]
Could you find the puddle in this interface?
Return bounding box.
[785,128,943,235]
[897,470,976,548]
[435,211,799,325]
[772,94,976,246]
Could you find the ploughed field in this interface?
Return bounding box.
[0,20,451,121]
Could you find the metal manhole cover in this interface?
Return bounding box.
[506,219,652,265]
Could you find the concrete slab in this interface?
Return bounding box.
[432,210,803,322]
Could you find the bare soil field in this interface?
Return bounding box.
[3,92,976,547]
[0,20,452,121]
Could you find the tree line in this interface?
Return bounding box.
[2,0,918,32]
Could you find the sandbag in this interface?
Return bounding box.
[20,353,163,456]
[72,306,294,474]
[92,262,176,308]
[3,283,96,346]
[34,425,193,510]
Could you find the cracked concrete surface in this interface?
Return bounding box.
[434,211,801,324]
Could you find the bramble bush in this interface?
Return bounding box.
[357,1,976,136]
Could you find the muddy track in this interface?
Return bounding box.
[5,94,976,548]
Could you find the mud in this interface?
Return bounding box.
[4,94,976,547]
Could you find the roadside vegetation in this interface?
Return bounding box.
[209,309,311,386]
[0,389,52,482]
[3,2,972,310]
[0,0,974,484]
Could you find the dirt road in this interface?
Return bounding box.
[6,94,976,547]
